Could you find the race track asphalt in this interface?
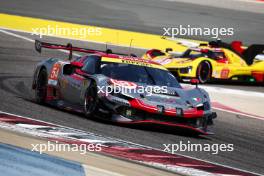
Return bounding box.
[0,0,263,44]
[0,30,264,175]
[0,0,264,175]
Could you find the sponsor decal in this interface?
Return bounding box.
[121,59,151,67]
[155,58,172,65]
[109,79,137,89]
[220,68,230,79]
[48,63,61,86]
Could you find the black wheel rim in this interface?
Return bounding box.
[84,86,97,115]
[198,62,211,83]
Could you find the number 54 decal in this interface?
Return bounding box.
[48,63,61,86]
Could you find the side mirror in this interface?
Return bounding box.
[190,78,199,88]
[70,61,83,68]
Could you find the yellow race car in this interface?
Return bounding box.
[142,40,264,84]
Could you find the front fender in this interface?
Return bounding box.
[32,58,60,89]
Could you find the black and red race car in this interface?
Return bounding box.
[32,40,217,134]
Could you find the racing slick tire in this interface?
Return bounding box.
[35,68,48,104]
[84,82,99,118]
[196,61,212,83]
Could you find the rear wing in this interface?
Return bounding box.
[35,40,129,60]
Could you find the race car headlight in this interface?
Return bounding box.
[196,102,210,111]
[118,107,135,118]
[125,109,133,116]
[179,66,192,74]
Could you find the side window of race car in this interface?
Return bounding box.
[81,55,101,74]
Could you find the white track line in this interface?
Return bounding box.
[0,110,262,176]
[182,84,264,98]
[200,86,264,98]
[83,165,125,176]
[213,107,264,121]
[0,27,147,50]
[0,29,81,57]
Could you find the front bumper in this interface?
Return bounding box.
[102,95,216,134]
[112,113,216,135]
[111,100,216,134]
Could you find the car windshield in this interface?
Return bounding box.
[100,62,181,88]
[179,49,205,59]
[188,50,204,58]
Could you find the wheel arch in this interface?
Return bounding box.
[32,65,47,89]
[80,76,99,103]
[195,58,213,72]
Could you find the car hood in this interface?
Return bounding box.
[153,56,195,67]
[141,86,208,109]
[96,75,209,109]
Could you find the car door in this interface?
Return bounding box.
[60,55,100,105]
